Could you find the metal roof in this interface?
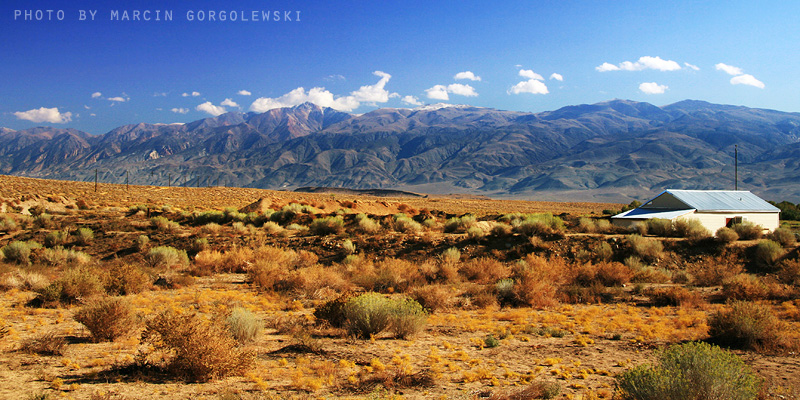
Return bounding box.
[612,208,695,220]
[647,190,779,212]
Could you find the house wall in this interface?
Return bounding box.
[612,211,780,232]
[676,212,779,232]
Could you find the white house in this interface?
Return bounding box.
[612,189,780,233]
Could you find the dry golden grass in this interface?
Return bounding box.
[0,175,798,399]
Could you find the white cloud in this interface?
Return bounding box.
[446,83,478,97]
[91,92,102,98]
[84,105,91,110]
[639,82,669,94]
[401,95,422,106]
[454,71,481,81]
[595,62,620,72]
[171,108,189,114]
[221,98,240,108]
[730,74,765,89]
[90,113,96,117]
[350,71,393,104]
[192,91,200,97]
[13,107,72,123]
[153,92,168,97]
[424,83,478,100]
[196,101,227,116]
[324,74,346,81]
[597,56,682,72]
[425,85,450,100]
[108,97,127,102]
[181,93,189,97]
[519,69,544,80]
[182,91,201,97]
[237,90,252,96]
[549,73,564,81]
[508,79,549,95]
[684,62,700,71]
[715,63,743,76]
[249,71,395,113]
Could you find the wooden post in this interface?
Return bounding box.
[95,169,98,192]
[126,170,129,192]
[168,173,171,187]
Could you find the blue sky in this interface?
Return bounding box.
[2,1,798,134]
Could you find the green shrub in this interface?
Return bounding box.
[715,227,739,243]
[144,246,189,270]
[309,216,344,235]
[732,221,763,240]
[269,203,311,225]
[440,247,461,264]
[490,223,512,237]
[626,234,663,262]
[44,231,68,248]
[444,215,477,233]
[708,300,782,351]
[391,213,422,233]
[141,309,254,382]
[754,239,784,267]
[37,266,105,305]
[1,241,32,264]
[191,238,209,253]
[513,214,565,236]
[673,218,710,240]
[484,334,500,348]
[105,263,150,295]
[226,307,262,344]
[616,341,760,400]
[466,226,485,240]
[342,292,394,338]
[33,214,53,229]
[770,227,797,247]
[262,221,284,235]
[341,239,356,255]
[577,217,596,233]
[593,241,614,261]
[40,247,92,267]
[595,219,612,233]
[390,297,428,339]
[194,210,226,225]
[135,235,149,251]
[0,216,19,232]
[73,227,94,245]
[645,218,673,237]
[336,292,426,339]
[721,274,769,301]
[74,296,138,342]
[355,214,381,233]
[151,216,180,232]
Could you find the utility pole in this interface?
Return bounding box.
[735,145,738,191]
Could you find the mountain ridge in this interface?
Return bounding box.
[3,100,800,203]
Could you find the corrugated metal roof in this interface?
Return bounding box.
[613,208,695,220]
[650,190,779,212]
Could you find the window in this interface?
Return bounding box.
[726,216,743,227]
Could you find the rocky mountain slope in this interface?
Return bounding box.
[2,100,799,202]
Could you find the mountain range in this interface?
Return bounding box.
[2,99,799,203]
